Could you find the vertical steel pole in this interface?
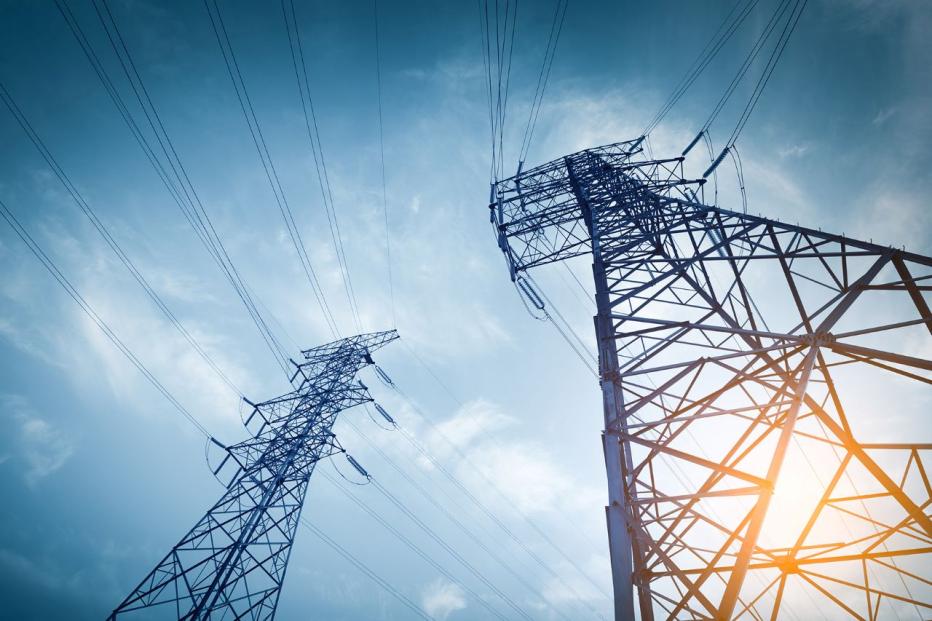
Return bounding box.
[566,158,652,621]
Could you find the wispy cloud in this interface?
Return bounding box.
[419,399,602,516]
[1,394,75,486]
[778,143,811,158]
[872,106,897,126]
[426,398,512,449]
[421,578,466,620]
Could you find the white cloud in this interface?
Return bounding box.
[0,317,63,368]
[421,578,466,620]
[0,201,256,438]
[1,394,75,486]
[540,556,608,606]
[872,107,897,126]
[778,143,810,158]
[417,399,603,516]
[427,399,513,450]
[466,442,580,514]
[848,185,931,251]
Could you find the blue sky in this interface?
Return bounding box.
[0,0,930,619]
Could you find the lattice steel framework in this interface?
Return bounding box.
[491,138,931,620]
[109,330,398,620]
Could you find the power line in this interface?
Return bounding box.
[321,470,514,621]
[299,517,435,621]
[643,0,758,137]
[699,0,808,178]
[477,0,496,181]
[372,0,396,329]
[518,0,568,167]
[497,0,518,182]
[480,0,520,183]
[725,0,808,146]
[0,198,211,438]
[0,206,438,618]
[203,0,341,338]
[700,0,793,135]
[385,381,612,617]
[369,476,536,621]
[0,80,244,397]
[281,0,364,334]
[342,416,580,621]
[86,0,293,373]
[56,0,293,378]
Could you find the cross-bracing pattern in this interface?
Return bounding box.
[109,330,398,620]
[491,140,931,620]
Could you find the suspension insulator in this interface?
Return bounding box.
[346,455,370,479]
[517,277,546,311]
[374,403,395,425]
[375,367,392,385]
[358,378,368,391]
[703,147,730,179]
[681,130,704,157]
[374,365,395,387]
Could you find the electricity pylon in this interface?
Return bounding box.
[109,330,398,620]
[491,138,931,620]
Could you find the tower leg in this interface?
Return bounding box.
[567,156,652,620]
[604,432,637,620]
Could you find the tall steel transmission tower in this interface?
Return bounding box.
[490,138,931,620]
[109,330,398,620]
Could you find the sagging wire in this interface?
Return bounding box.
[364,402,397,432]
[730,143,748,214]
[702,130,719,207]
[527,274,595,360]
[480,0,519,184]
[372,0,396,329]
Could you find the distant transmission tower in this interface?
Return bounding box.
[491,138,931,620]
[109,330,398,620]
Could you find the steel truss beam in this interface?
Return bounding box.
[109,330,398,620]
[491,140,931,620]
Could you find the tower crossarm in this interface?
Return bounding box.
[491,138,705,276]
